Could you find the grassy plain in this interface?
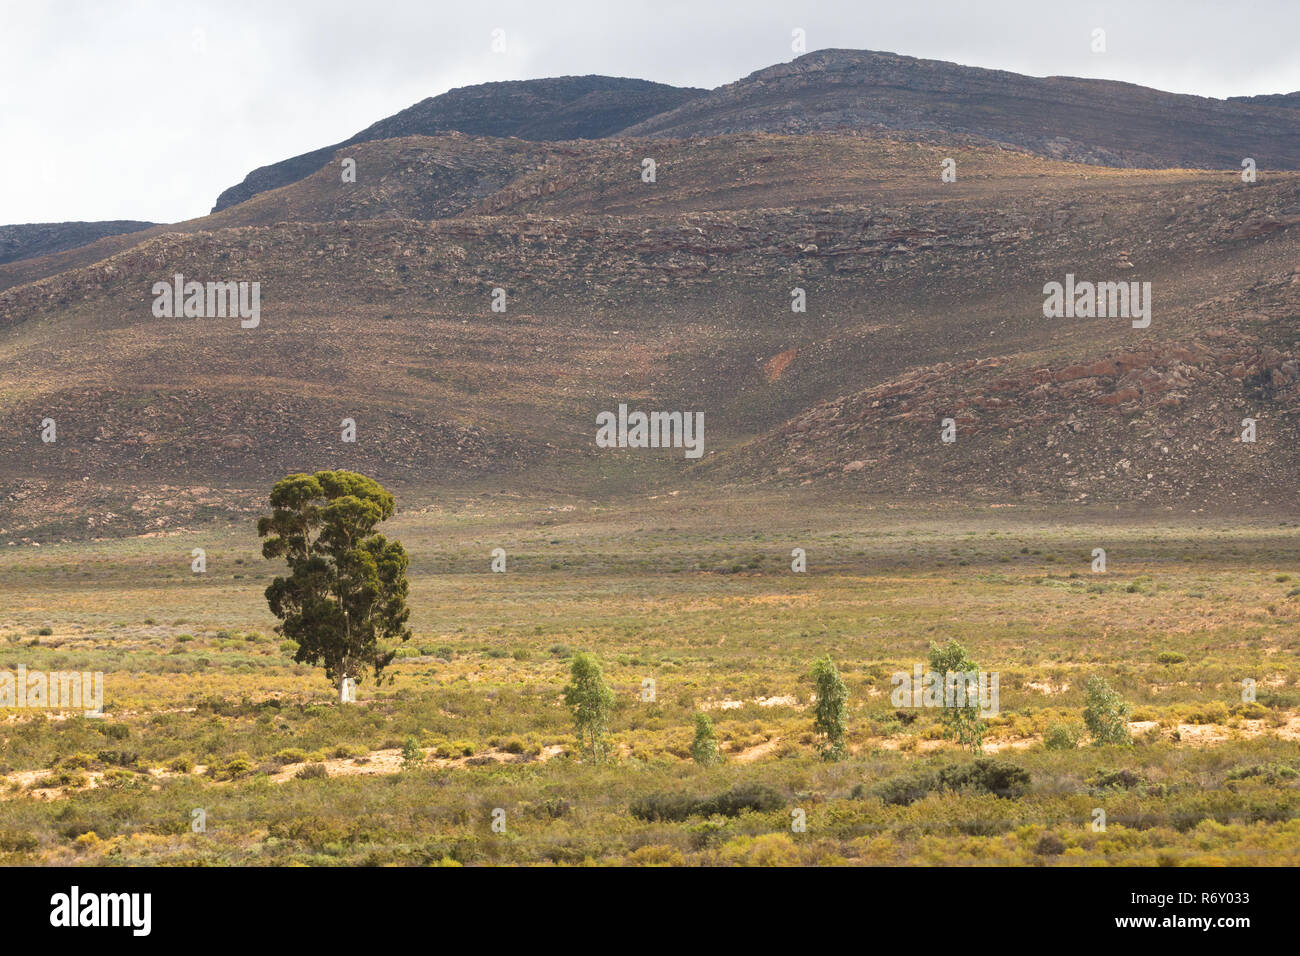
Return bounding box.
[1,489,1298,865]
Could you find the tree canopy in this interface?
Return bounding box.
[257,470,411,700]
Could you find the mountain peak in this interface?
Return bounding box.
[210,75,703,212]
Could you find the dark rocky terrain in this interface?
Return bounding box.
[0,220,155,266]
[3,125,1299,538]
[622,50,1300,171]
[210,76,703,212]
[3,50,1300,538]
[1230,92,1300,110]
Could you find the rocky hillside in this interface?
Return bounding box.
[210,76,703,212]
[3,123,1300,537]
[210,50,1300,221]
[1230,92,1300,110]
[0,129,1064,293]
[621,49,1300,171]
[0,221,155,266]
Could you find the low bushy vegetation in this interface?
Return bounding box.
[0,495,1296,864]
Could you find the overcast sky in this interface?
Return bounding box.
[3,0,1299,225]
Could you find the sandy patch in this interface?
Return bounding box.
[1025,680,1069,695]
[731,738,782,763]
[700,694,803,712]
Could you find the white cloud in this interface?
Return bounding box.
[1,0,1297,224]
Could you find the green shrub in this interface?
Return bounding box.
[1083,676,1132,746]
[690,713,721,766]
[0,830,39,853]
[1043,721,1083,751]
[400,737,425,771]
[563,652,614,762]
[96,750,139,768]
[927,640,987,752]
[1088,768,1143,790]
[630,784,783,822]
[872,770,940,806]
[1226,763,1299,784]
[810,655,848,761]
[869,758,1030,805]
[938,758,1031,798]
[208,752,255,781]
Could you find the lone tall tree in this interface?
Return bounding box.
[258,470,411,702]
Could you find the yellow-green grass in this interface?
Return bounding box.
[0,490,1297,865]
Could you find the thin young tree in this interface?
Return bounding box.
[811,655,848,760]
[1083,675,1132,746]
[690,712,721,766]
[928,639,986,752]
[258,470,411,702]
[563,652,615,761]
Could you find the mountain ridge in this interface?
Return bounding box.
[209,75,704,213]
[0,221,156,267]
[620,49,1300,171]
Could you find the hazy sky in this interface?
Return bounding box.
[3,0,1298,225]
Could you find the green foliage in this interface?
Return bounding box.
[690,712,721,766]
[1083,675,1132,746]
[400,736,425,771]
[207,752,255,781]
[872,771,940,807]
[810,655,848,761]
[97,723,130,741]
[1156,651,1187,665]
[258,470,412,698]
[562,652,615,762]
[1043,721,1084,751]
[630,783,783,822]
[871,757,1031,805]
[938,758,1031,797]
[928,639,986,752]
[1226,762,1299,784]
[0,830,39,853]
[1088,768,1143,790]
